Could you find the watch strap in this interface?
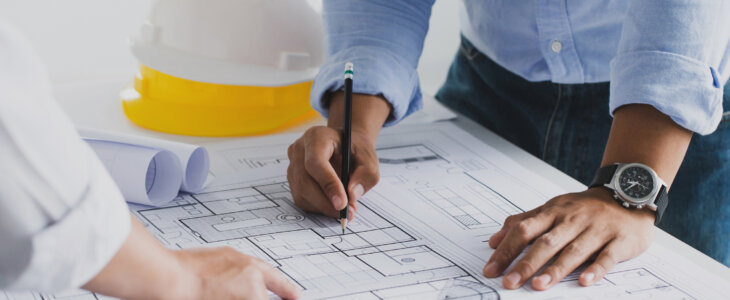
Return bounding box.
[654,185,668,225]
[589,164,618,188]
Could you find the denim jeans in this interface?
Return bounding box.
[436,37,730,267]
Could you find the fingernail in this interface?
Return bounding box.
[505,272,521,287]
[352,184,364,200]
[331,195,344,209]
[483,261,499,276]
[582,272,595,283]
[535,274,552,287]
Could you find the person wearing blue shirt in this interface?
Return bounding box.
[286,0,730,291]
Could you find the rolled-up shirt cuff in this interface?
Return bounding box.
[310,46,423,127]
[610,51,724,135]
[8,146,131,292]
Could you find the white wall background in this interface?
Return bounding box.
[0,0,460,93]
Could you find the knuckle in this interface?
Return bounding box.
[513,260,538,275]
[494,249,515,263]
[515,220,533,237]
[503,215,516,227]
[551,194,576,208]
[563,242,586,257]
[303,126,320,138]
[564,213,587,225]
[504,214,523,227]
[537,233,559,248]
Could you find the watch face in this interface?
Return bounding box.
[618,166,654,199]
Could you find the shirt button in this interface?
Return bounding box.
[551,39,562,53]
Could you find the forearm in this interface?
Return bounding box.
[82,215,190,300]
[602,104,693,187]
[327,92,392,142]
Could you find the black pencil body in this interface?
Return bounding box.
[339,77,353,221]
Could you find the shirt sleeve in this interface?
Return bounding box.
[610,0,730,135]
[0,21,131,292]
[311,0,435,126]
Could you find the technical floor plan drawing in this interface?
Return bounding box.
[129,179,500,299]
[3,122,728,299]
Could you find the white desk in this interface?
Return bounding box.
[54,78,730,283]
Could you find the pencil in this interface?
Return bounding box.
[339,62,353,234]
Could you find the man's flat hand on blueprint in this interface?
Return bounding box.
[287,92,391,220]
[483,105,692,292]
[483,188,655,291]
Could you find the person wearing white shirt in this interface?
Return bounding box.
[0,21,300,300]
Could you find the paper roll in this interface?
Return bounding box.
[86,140,183,206]
[79,128,209,193]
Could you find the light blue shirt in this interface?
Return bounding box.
[311,0,730,135]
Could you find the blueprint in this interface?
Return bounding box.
[4,122,728,299]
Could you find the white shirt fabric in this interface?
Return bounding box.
[0,21,130,291]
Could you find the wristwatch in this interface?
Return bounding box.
[589,163,669,225]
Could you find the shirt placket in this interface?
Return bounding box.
[534,0,585,83]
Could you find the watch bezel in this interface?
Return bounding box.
[610,163,660,206]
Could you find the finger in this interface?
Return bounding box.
[289,141,348,218]
[504,223,587,289]
[293,173,341,218]
[251,279,269,300]
[303,132,348,210]
[579,238,630,287]
[489,209,541,249]
[348,144,380,201]
[259,262,302,300]
[531,228,609,290]
[488,228,507,249]
[234,268,268,300]
[347,206,355,221]
[484,211,554,279]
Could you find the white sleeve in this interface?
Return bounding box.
[0,21,131,291]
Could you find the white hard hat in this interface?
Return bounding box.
[122,0,326,136]
[131,0,325,87]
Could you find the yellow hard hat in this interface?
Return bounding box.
[122,0,324,136]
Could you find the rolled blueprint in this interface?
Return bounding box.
[86,140,183,206]
[79,128,209,193]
